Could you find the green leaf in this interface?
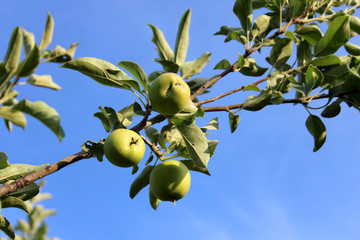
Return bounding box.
[0,106,26,129]
[153,59,179,73]
[243,85,261,92]
[81,139,104,162]
[289,0,307,18]
[295,24,323,46]
[229,112,241,133]
[306,114,326,152]
[148,24,174,61]
[345,42,360,56]
[233,0,253,33]
[145,127,160,145]
[149,188,160,210]
[26,74,61,90]
[169,100,199,125]
[242,89,273,111]
[61,57,140,91]
[15,219,30,233]
[201,117,219,131]
[1,196,29,214]
[12,99,65,142]
[21,28,35,57]
[175,9,191,65]
[94,106,124,131]
[350,16,360,36]
[251,15,272,39]
[285,31,299,44]
[34,222,48,240]
[17,44,41,77]
[207,139,219,158]
[186,77,210,94]
[0,215,15,239]
[180,52,211,79]
[6,183,40,201]
[297,40,313,68]
[0,153,10,170]
[118,102,147,127]
[270,38,293,69]
[310,55,341,67]
[118,61,148,92]
[130,165,154,199]
[175,122,210,168]
[314,15,350,57]
[39,12,54,50]
[180,160,210,176]
[0,163,48,183]
[214,59,231,70]
[45,42,80,63]
[3,27,22,73]
[240,57,268,76]
[321,99,342,118]
[304,66,323,96]
[238,54,245,67]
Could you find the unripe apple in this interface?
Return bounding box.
[148,73,191,116]
[149,160,191,202]
[103,128,145,168]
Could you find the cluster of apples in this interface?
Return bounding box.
[103,73,192,204]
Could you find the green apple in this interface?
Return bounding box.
[148,73,191,116]
[103,128,145,168]
[149,160,191,202]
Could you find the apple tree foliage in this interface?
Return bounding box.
[1,0,360,237]
[0,13,78,238]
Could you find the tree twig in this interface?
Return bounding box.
[0,150,92,198]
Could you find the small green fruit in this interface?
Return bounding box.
[103,128,145,168]
[148,73,191,116]
[149,160,191,202]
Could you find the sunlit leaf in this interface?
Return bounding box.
[0,215,15,239]
[118,61,148,92]
[314,15,350,57]
[0,106,26,129]
[1,196,29,214]
[12,99,65,142]
[21,28,35,56]
[180,160,210,175]
[175,9,191,65]
[180,52,211,79]
[148,24,174,61]
[26,74,61,90]
[3,27,22,73]
[295,24,323,46]
[0,163,48,183]
[39,12,54,50]
[175,122,210,168]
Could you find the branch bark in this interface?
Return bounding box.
[0,150,92,198]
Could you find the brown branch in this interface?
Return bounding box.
[196,67,303,107]
[0,150,92,198]
[202,93,331,112]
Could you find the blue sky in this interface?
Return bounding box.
[1,1,360,239]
